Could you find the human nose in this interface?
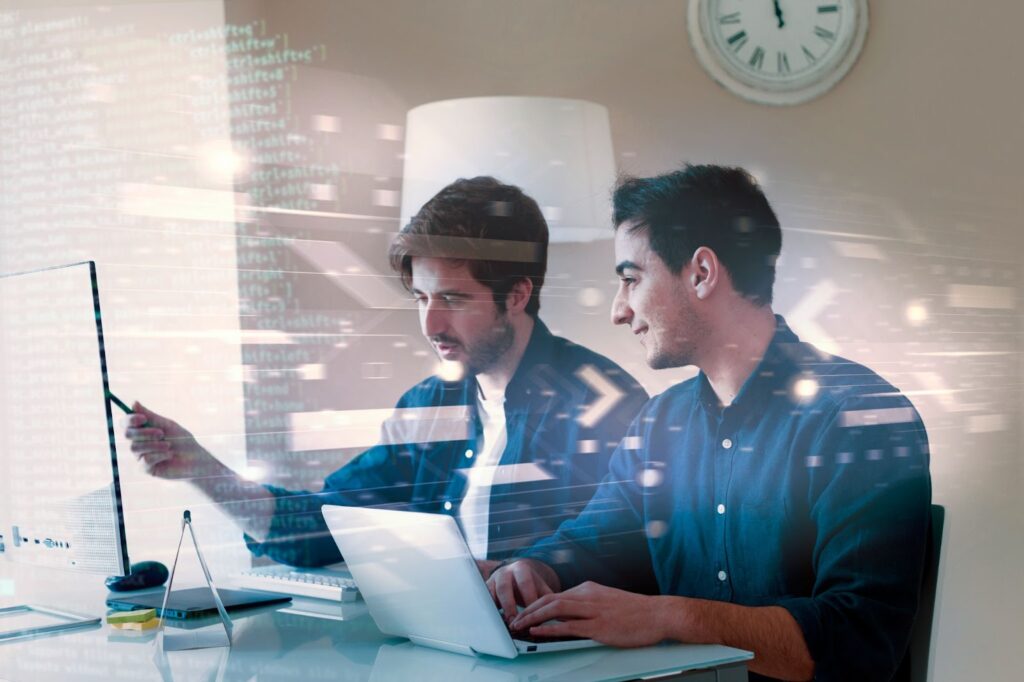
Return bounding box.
[421,299,448,338]
[610,286,632,327]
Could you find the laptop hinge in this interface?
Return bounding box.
[407,635,478,657]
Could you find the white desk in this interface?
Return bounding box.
[0,592,751,681]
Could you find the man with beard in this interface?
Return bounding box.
[125,177,649,571]
[488,165,931,681]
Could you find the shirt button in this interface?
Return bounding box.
[717,504,726,515]
[717,570,728,582]
[721,438,733,450]
[443,501,453,511]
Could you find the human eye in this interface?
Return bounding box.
[442,294,469,309]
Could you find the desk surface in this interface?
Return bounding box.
[0,590,752,682]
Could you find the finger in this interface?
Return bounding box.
[126,413,149,428]
[512,597,592,630]
[131,440,171,455]
[515,569,541,606]
[125,427,165,441]
[511,592,554,624]
[529,619,590,639]
[495,573,519,623]
[487,576,499,605]
[131,401,170,429]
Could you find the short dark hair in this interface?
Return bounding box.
[388,176,548,317]
[612,164,782,306]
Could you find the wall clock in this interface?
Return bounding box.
[688,0,869,106]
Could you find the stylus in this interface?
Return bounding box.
[107,391,133,415]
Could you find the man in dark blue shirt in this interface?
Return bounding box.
[489,165,931,681]
[124,177,647,567]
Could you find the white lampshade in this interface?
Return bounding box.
[400,97,617,243]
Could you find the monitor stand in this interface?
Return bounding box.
[156,510,233,651]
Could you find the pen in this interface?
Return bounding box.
[107,391,133,415]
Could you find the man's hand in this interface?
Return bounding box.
[476,559,501,581]
[123,401,219,480]
[509,581,667,648]
[486,558,559,623]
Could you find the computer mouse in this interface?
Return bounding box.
[105,560,169,592]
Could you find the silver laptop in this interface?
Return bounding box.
[321,505,602,658]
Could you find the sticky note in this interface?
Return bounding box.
[107,608,156,624]
[110,617,160,631]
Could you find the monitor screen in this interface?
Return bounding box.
[0,261,129,575]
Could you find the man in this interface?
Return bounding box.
[125,176,648,568]
[488,165,931,681]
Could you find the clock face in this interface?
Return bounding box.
[689,0,868,105]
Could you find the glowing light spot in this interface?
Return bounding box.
[906,301,929,326]
[198,141,249,181]
[638,468,663,488]
[793,377,819,401]
[436,360,465,382]
[646,520,667,538]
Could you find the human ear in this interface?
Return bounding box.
[690,247,720,301]
[504,278,533,314]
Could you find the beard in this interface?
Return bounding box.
[430,312,515,375]
[646,299,703,370]
[464,314,515,373]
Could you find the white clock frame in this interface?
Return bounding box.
[687,0,870,106]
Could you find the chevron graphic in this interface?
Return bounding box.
[786,279,840,356]
[575,364,625,429]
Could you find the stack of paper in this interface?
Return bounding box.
[106,608,160,631]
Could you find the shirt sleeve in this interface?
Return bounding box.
[519,413,658,594]
[777,396,932,681]
[244,397,429,567]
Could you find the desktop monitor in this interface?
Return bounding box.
[0,261,129,577]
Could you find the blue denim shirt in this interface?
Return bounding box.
[246,319,648,566]
[521,317,931,682]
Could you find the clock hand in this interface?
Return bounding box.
[773,0,785,28]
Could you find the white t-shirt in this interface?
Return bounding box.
[457,390,508,560]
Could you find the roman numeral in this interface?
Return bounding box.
[749,46,765,70]
[814,26,836,42]
[818,5,839,12]
[719,12,741,24]
[777,51,790,74]
[802,44,817,63]
[727,30,748,52]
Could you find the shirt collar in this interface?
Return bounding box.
[696,315,804,416]
[462,318,556,408]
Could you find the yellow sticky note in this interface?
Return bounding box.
[107,608,157,624]
[110,617,160,631]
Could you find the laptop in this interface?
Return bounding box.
[320,505,602,658]
[105,587,289,620]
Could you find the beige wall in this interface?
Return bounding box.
[236,1,1023,679]
[1,0,1019,677]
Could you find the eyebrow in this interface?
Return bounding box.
[615,260,642,276]
[411,288,472,298]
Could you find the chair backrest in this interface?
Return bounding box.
[903,504,945,682]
